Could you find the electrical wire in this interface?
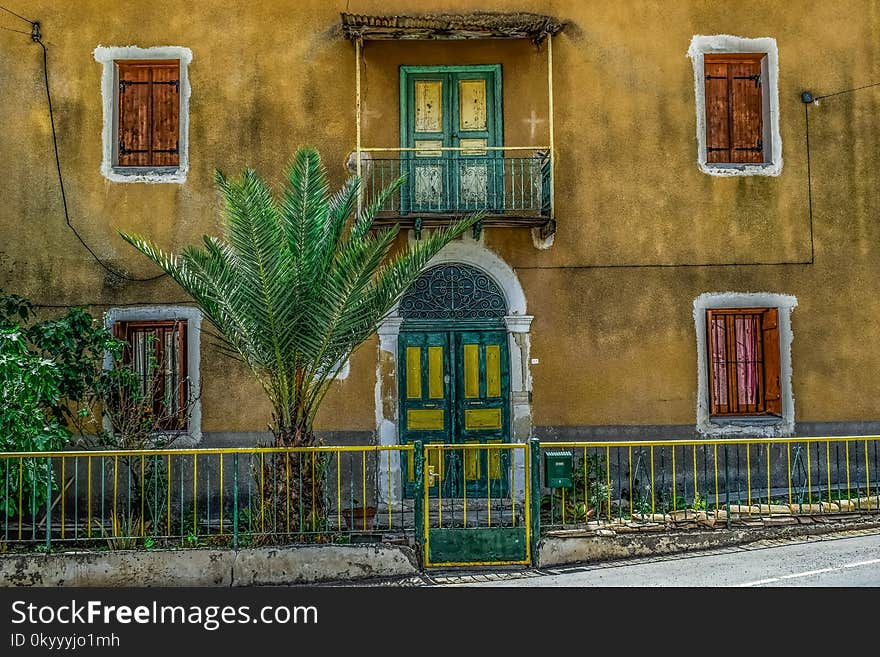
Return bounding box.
[815,80,880,101]
[0,24,30,35]
[34,35,167,282]
[0,2,32,25]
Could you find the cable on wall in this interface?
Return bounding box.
[1,7,166,283]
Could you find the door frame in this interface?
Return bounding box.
[373,244,534,509]
[397,325,511,499]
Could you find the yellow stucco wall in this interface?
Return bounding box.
[2,1,879,434]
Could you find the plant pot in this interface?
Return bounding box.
[341,506,377,531]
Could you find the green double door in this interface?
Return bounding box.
[400,65,504,213]
[399,329,510,498]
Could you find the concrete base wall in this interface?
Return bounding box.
[537,518,880,568]
[0,544,418,587]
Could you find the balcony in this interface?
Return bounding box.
[360,148,551,229]
[342,12,563,239]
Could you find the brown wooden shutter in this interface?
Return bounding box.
[704,62,731,163]
[761,308,782,415]
[730,59,764,163]
[151,63,180,166]
[116,60,180,167]
[117,63,151,166]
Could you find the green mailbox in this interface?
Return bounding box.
[544,450,573,488]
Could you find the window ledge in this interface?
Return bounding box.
[107,166,186,184]
[699,161,782,177]
[709,415,782,426]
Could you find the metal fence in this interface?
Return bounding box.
[537,437,880,529]
[0,445,416,549]
[3,436,880,554]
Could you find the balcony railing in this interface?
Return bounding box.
[358,147,551,227]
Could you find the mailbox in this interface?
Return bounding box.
[544,450,573,488]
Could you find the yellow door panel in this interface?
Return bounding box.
[406,346,422,399]
[464,408,502,430]
[486,344,501,397]
[428,346,444,399]
[407,409,444,431]
[463,343,479,398]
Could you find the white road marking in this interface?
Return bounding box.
[739,558,880,586]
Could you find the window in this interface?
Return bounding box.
[688,35,781,176]
[703,54,765,165]
[115,60,180,168]
[94,46,191,183]
[114,320,188,430]
[706,308,780,417]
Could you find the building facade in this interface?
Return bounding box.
[2,1,879,473]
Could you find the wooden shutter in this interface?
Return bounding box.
[116,60,180,167]
[704,61,731,163]
[704,54,765,164]
[730,59,763,163]
[761,308,782,415]
[117,63,151,166]
[151,64,180,166]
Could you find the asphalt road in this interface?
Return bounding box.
[435,529,880,587]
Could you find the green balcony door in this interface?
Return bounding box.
[399,329,510,498]
[400,65,503,214]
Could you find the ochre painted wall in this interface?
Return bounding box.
[2,1,880,434]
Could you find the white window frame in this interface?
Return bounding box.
[104,305,202,445]
[688,35,782,177]
[693,292,796,437]
[94,45,192,183]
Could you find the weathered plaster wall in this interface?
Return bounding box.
[2,1,880,438]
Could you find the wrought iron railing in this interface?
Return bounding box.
[358,147,551,218]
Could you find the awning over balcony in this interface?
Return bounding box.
[340,12,564,43]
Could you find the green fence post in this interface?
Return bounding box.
[530,438,541,567]
[413,441,424,562]
[45,457,52,551]
[232,453,239,549]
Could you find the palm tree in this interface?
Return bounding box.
[119,146,478,532]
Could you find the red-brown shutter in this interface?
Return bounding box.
[151,63,180,167]
[761,308,782,415]
[117,63,151,166]
[116,60,180,167]
[704,62,731,163]
[730,59,764,163]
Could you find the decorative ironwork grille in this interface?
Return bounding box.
[399,264,506,320]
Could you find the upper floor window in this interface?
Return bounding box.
[94,46,192,183]
[703,54,765,165]
[688,36,781,177]
[116,60,180,168]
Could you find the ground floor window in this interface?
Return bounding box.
[707,307,781,417]
[113,319,188,430]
